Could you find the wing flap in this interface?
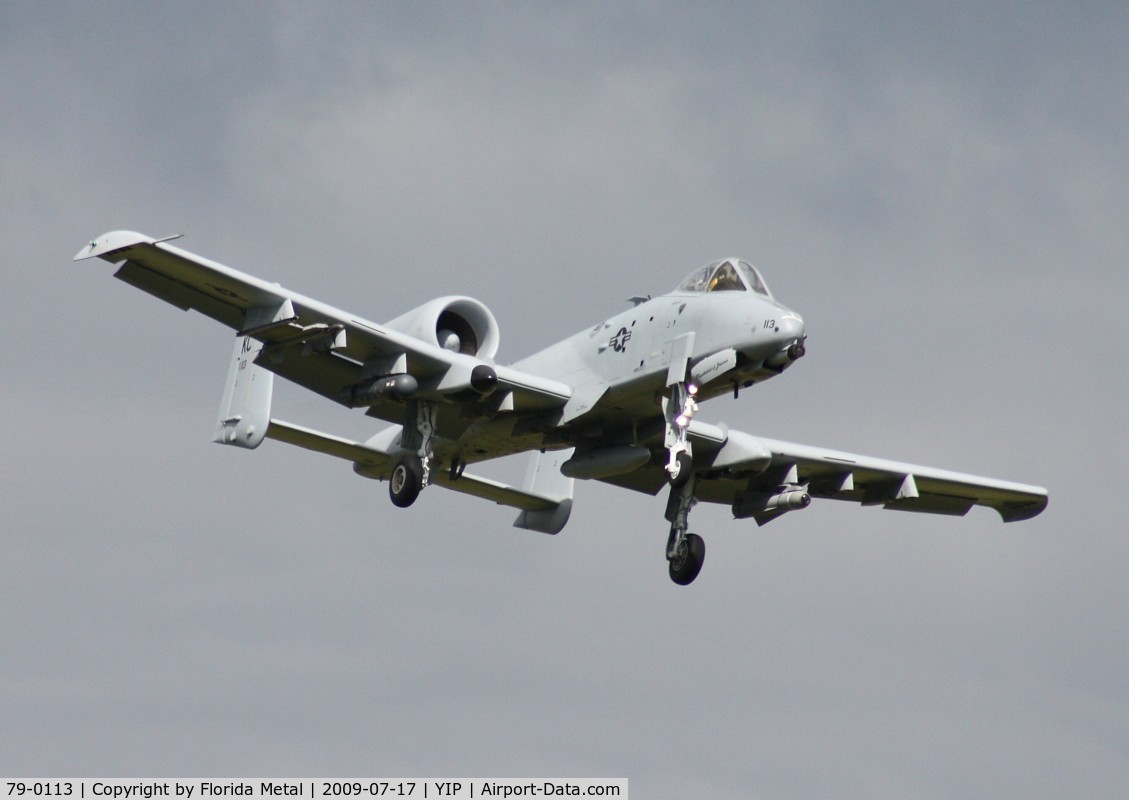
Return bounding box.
[114,259,244,327]
[882,494,977,517]
[77,233,289,330]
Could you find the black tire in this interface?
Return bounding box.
[668,451,693,488]
[389,455,423,508]
[668,533,705,585]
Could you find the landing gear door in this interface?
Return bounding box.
[666,332,696,387]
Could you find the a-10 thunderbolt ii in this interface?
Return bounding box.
[76,232,1048,585]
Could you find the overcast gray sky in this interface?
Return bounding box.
[3,2,1126,796]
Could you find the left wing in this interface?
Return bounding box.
[599,421,1048,525]
[75,231,570,423]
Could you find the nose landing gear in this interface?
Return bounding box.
[663,381,698,488]
[669,533,706,586]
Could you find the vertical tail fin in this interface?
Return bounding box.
[213,336,273,449]
[513,448,575,534]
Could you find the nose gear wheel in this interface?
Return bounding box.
[668,533,705,585]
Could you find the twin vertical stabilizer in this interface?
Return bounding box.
[513,449,575,534]
[214,335,273,448]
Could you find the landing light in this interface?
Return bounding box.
[675,384,699,428]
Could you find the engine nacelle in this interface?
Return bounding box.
[383,296,500,360]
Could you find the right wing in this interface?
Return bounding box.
[599,421,1048,525]
[75,231,571,423]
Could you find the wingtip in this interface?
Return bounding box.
[997,492,1049,522]
[74,230,154,262]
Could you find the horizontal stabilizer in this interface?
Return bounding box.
[263,420,573,527]
[264,419,392,471]
[435,471,564,514]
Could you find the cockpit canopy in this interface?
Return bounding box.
[675,258,771,297]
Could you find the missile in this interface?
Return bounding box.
[343,373,419,406]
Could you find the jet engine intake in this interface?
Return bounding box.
[383,296,500,360]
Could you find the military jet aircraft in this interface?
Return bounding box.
[76,232,1047,585]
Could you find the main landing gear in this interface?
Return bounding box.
[389,401,437,508]
[389,454,423,508]
[665,470,705,585]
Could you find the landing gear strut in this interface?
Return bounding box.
[663,381,698,488]
[389,401,437,508]
[665,471,705,585]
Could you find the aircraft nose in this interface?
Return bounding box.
[777,312,804,342]
[764,311,806,366]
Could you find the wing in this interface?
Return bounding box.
[75,231,570,425]
[599,421,1048,525]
